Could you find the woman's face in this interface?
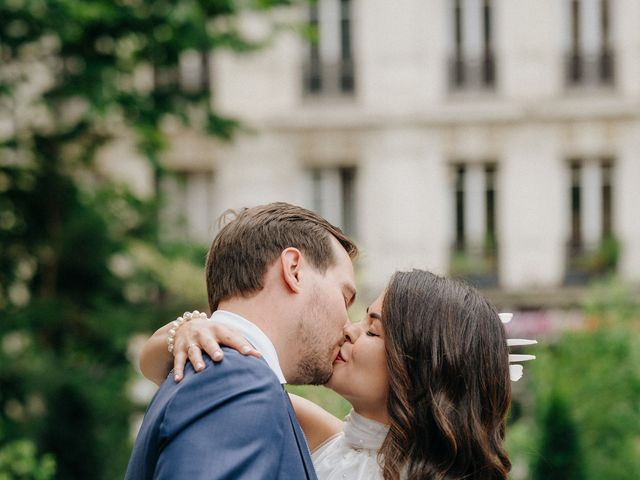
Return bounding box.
[326,291,390,421]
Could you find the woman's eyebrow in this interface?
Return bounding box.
[366,307,382,320]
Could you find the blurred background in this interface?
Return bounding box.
[1,0,639,478]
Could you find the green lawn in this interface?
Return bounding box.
[286,385,353,419]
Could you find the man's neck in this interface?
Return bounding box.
[216,298,298,380]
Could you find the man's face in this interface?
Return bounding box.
[290,237,356,385]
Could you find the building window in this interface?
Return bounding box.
[565,159,618,284]
[448,0,496,92]
[179,50,211,93]
[565,0,614,87]
[160,170,216,244]
[152,50,211,94]
[303,0,355,97]
[450,162,498,287]
[305,166,357,236]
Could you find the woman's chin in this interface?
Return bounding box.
[324,372,343,394]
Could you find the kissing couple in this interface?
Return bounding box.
[126,202,531,480]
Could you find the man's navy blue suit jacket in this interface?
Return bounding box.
[125,348,317,479]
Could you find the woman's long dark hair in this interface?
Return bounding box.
[378,270,512,480]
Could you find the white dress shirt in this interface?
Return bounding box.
[208,309,286,384]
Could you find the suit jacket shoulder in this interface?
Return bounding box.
[126,348,316,480]
[158,348,286,441]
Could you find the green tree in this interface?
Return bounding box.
[0,1,297,478]
[0,418,55,480]
[0,440,55,480]
[532,391,585,480]
[526,281,640,480]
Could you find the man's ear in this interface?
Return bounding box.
[280,247,303,293]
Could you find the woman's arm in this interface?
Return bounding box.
[139,313,260,386]
[139,322,175,386]
[289,393,343,452]
[138,312,343,449]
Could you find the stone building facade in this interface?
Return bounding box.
[110,0,640,298]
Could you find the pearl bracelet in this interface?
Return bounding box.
[167,310,208,354]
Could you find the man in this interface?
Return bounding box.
[125,202,358,479]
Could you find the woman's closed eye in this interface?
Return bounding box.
[364,307,383,337]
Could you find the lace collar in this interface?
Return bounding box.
[342,410,390,451]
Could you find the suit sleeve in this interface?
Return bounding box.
[153,350,287,480]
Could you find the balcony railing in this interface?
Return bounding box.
[450,242,499,288]
[448,53,496,92]
[302,58,355,97]
[564,236,619,285]
[565,50,615,88]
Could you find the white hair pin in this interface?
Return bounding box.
[500,312,537,382]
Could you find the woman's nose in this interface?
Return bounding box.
[343,322,361,343]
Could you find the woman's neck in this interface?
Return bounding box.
[350,403,390,425]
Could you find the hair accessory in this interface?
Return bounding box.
[500,312,537,382]
[167,310,208,354]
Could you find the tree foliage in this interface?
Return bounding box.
[527,281,640,480]
[531,391,585,480]
[0,434,55,480]
[0,1,296,478]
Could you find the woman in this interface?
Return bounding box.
[140,270,516,479]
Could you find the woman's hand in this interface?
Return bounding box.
[171,316,261,382]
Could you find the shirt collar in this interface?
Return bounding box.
[209,310,286,384]
[343,410,390,451]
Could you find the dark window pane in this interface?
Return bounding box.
[485,164,497,252]
[340,166,357,236]
[570,162,582,250]
[455,165,466,251]
[454,0,463,55]
[602,160,613,237]
[571,0,580,54]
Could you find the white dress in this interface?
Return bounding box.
[312,410,389,480]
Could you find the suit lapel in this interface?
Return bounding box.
[282,387,318,480]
